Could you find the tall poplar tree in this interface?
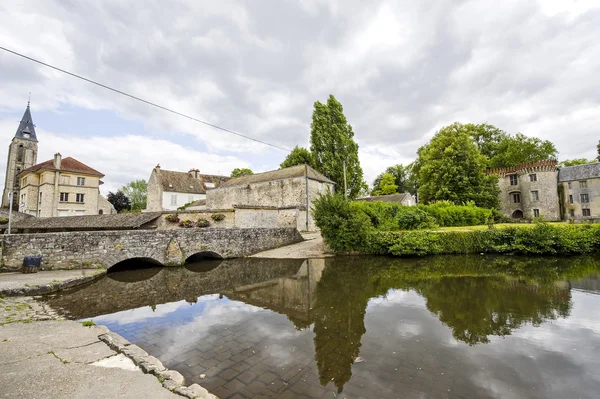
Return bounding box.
[310,95,366,199]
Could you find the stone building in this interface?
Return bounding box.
[487,160,561,221]
[2,102,38,208]
[558,162,600,220]
[206,164,335,231]
[18,153,115,217]
[145,166,230,211]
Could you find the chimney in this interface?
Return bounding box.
[189,168,199,178]
[53,153,62,169]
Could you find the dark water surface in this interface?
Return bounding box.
[44,256,600,399]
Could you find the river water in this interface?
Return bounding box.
[44,255,600,399]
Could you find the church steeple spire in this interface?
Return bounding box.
[15,101,38,142]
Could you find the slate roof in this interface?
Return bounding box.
[358,193,412,203]
[219,164,335,188]
[156,170,230,194]
[558,162,600,182]
[20,157,104,177]
[13,212,161,231]
[14,104,38,142]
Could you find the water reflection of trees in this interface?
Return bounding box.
[311,255,600,392]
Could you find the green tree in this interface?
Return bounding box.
[559,158,593,167]
[597,141,600,162]
[280,146,314,169]
[106,190,131,213]
[371,164,408,195]
[121,179,147,211]
[489,133,558,168]
[416,123,499,208]
[467,123,508,162]
[230,168,253,178]
[310,95,366,199]
[372,173,398,196]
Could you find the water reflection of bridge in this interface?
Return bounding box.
[45,255,600,394]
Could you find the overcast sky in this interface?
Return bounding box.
[1,0,599,194]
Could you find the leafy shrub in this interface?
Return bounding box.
[0,217,8,224]
[178,219,194,228]
[165,214,180,223]
[312,192,372,252]
[211,213,226,221]
[197,219,210,228]
[419,201,492,227]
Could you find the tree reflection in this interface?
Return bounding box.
[310,255,599,392]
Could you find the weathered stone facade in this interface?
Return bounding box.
[1,228,303,271]
[488,161,561,221]
[559,162,600,220]
[206,164,334,231]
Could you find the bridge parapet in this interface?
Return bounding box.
[1,228,303,271]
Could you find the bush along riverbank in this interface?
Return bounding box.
[313,193,600,256]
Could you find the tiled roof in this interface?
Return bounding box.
[219,164,335,188]
[20,157,104,177]
[14,104,38,142]
[558,162,600,182]
[13,212,161,231]
[155,170,230,194]
[358,193,412,203]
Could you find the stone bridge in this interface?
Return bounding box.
[1,228,303,271]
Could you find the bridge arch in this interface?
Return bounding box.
[185,251,224,264]
[106,256,164,272]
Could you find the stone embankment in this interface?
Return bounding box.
[0,296,219,399]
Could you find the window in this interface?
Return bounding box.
[581,193,589,203]
[17,144,24,162]
[99,209,104,215]
[509,175,518,186]
[569,195,574,204]
[205,182,215,189]
[22,177,27,186]
[583,209,591,217]
[76,193,85,203]
[38,192,42,204]
[533,209,540,218]
[531,191,539,201]
[512,193,521,203]
[580,181,588,189]
[59,192,69,202]
[77,177,85,186]
[568,182,572,189]
[170,195,177,206]
[21,193,25,204]
[529,174,537,182]
[570,209,575,217]
[60,175,70,185]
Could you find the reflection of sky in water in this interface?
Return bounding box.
[90,287,600,399]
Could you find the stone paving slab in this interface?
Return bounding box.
[0,269,105,296]
[250,233,333,259]
[0,320,183,399]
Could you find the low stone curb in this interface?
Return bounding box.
[0,270,106,297]
[99,331,218,399]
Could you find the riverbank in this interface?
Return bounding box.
[250,232,333,258]
[0,296,218,398]
[0,269,106,297]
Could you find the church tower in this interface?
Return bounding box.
[2,102,38,208]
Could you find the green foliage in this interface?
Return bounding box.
[210,213,226,221]
[280,146,314,169]
[165,214,180,223]
[178,219,195,228]
[196,219,210,228]
[489,133,558,168]
[80,320,95,327]
[107,190,131,213]
[312,192,372,252]
[416,123,500,208]
[422,201,493,227]
[559,158,594,167]
[310,95,366,199]
[372,173,398,196]
[467,123,509,162]
[230,168,253,178]
[371,164,409,195]
[597,141,600,162]
[0,218,9,224]
[121,179,147,211]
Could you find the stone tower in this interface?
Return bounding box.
[2,102,38,208]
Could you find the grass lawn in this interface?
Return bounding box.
[435,222,568,231]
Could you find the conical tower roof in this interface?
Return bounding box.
[14,102,38,142]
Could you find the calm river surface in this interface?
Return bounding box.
[44,256,600,399]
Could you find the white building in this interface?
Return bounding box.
[146,165,230,211]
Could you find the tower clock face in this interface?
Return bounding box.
[23,133,30,139]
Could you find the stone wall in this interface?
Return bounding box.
[1,227,304,271]
[156,210,235,229]
[561,178,600,220]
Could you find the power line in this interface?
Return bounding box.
[0,45,292,152]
